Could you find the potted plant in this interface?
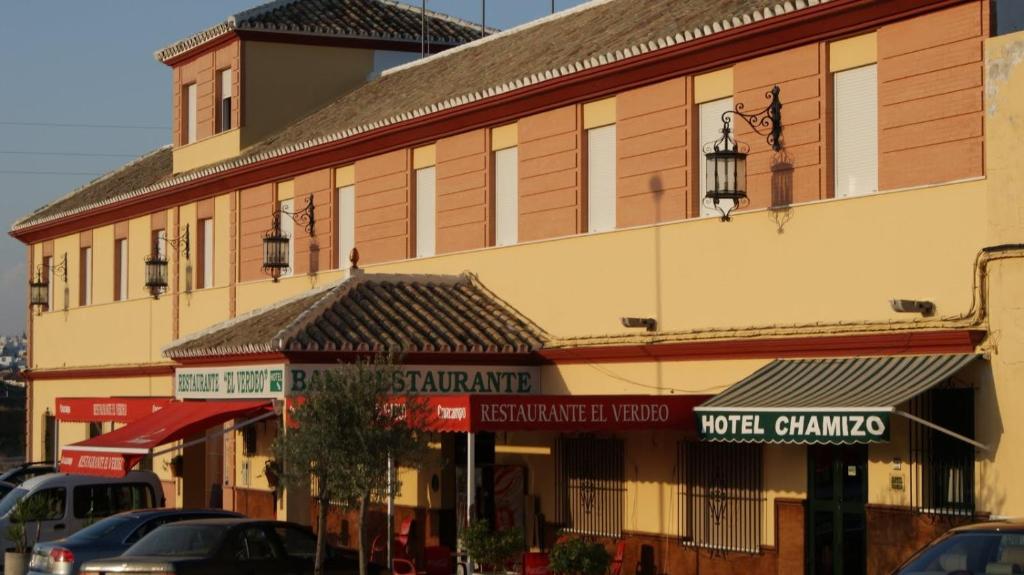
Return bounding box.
[4,496,47,575]
[549,536,611,575]
[168,454,184,478]
[264,459,282,490]
[460,520,524,575]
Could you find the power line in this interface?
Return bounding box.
[0,150,137,159]
[0,121,168,130]
[0,170,102,176]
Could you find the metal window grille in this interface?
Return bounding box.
[909,386,975,517]
[555,435,625,538]
[678,441,763,554]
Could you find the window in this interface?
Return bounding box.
[493,147,518,246]
[73,483,155,519]
[42,411,56,462]
[184,83,197,144]
[149,229,167,296]
[42,256,53,312]
[217,69,232,133]
[586,125,616,233]
[910,386,975,517]
[415,166,436,258]
[79,247,92,306]
[273,525,316,559]
[88,421,102,438]
[679,441,763,554]
[26,488,66,521]
[231,527,281,560]
[699,97,735,217]
[337,185,355,267]
[834,64,878,198]
[555,436,624,538]
[278,199,294,277]
[114,238,128,301]
[197,218,214,289]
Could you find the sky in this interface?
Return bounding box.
[0,0,587,336]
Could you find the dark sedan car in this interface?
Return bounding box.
[893,518,1024,574]
[80,519,379,575]
[0,462,57,485]
[29,509,242,575]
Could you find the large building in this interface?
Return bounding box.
[12,0,1024,574]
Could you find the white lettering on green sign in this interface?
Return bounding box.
[697,411,889,444]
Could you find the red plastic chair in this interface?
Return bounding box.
[371,534,387,564]
[610,540,626,575]
[396,516,415,549]
[393,558,417,575]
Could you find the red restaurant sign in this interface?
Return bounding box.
[56,397,173,423]
[385,394,710,433]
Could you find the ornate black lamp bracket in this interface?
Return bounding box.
[36,253,68,284]
[275,195,316,236]
[153,224,191,260]
[724,84,783,151]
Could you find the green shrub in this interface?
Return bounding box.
[460,520,524,572]
[548,536,611,575]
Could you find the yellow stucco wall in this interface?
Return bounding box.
[173,129,241,173]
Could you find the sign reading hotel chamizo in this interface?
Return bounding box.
[697,410,890,444]
[175,364,540,399]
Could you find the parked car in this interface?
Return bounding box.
[892,518,1024,574]
[0,462,57,485]
[28,508,243,575]
[0,471,163,568]
[0,480,15,500]
[80,518,381,575]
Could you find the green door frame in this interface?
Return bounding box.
[807,445,868,575]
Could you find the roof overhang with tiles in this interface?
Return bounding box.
[162,271,548,365]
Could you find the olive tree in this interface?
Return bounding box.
[273,358,430,575]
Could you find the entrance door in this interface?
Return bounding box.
[808,445,867,575]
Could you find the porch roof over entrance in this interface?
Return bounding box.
[696,354,982,445]
[59,400,274,478]
[163,272,547,360]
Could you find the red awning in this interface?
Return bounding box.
[56,397,174,423]
[386,394,711,434]
[60,400,272,478]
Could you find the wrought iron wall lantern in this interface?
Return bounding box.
[145,225,190,299]
[703,85,783,221]
[29,253,67,310]
[263,196,316,282]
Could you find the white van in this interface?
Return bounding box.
[0,472,163,557]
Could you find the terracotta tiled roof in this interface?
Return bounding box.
[163,272,548,359]
[155,0,490,63]
[14,0,810,233]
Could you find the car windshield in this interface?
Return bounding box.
[0,488,28,519]
[68,515,138,542]
[898,531,1024,574]
[125,524,227,557]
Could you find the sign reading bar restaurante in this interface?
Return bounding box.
[697,410,890,444]
[175,364,540,400]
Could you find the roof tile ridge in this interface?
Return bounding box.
[381,0,615,78]
[271,272,367,350]
[459,271,551,342]
[11,145,171,230]
[230,0,304,24]
[161,275,344,357]
[377,0,497,35]
[154,22,235,63]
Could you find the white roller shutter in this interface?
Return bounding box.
[415,167,436,258]
[834,64,878,198]
[494,147,518,246]
[587,125,617,233]
[337,185,356,267]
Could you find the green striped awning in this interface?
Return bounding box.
[695,354,981,445]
